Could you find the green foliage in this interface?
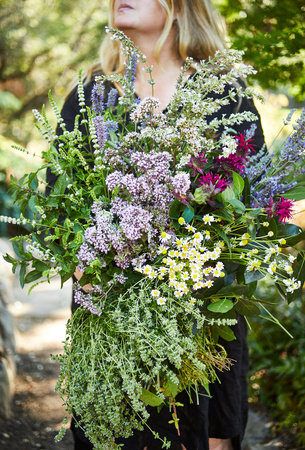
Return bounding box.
[0,0,108,143]
[248,281,305,446]
[54,282,228,447]
[0,168,32,237]
[214,0,305,101]
[0,91,22,111]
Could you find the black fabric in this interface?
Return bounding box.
[46,75,265,450]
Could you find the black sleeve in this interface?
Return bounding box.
[231,82,265,153]
[208,78,266,153]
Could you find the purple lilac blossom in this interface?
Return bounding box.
[91,83,105,115]
[110,197,129,216]
[113,273,128,284]
[120,205,153,240]
[106,171,123,190]
[171,172,191,196]
[114,248,132,269]
[102,145,130,170]
[85,225,111,254]
[76,243,98,271]
[106,88,118,109]
[93,116,107,154]
[131,151,172,177]
[73,285,102,316]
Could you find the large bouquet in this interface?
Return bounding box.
[2,29,305,448]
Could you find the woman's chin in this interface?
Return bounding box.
[114,19,135,32]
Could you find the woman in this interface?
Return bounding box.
[47,1,265,449]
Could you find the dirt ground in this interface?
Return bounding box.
[0,348,73,450]
[0,275,74,450]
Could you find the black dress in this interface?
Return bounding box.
[47,74,265,450]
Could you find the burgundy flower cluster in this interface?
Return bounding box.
[187,132,255,203]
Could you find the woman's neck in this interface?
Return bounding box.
[126,27,182,84]
[124,26,190,112]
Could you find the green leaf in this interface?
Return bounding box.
[242,176,251,208]
[60,271,74,287]
[13,240,25,259]
[232,171,245,197]
[194,187,209,205]
[227,198,245,213]
[24,270,42,284]
[53,174,67,196]
[72,222,84,233]
[283,185,305,201]
[213,207,233,222]
[163,379,178,398]
[247,280,258,298]
[182,206,194,223]
[46,196,59,207]
[28,172,39,191]
[19,264,26,288]
[3,253,18,266]
[169,198,183,220]
[140,389,164,407]
[214,325,236,341]
[207,299,234,313]
[234,299,261,317]
[219,187,236,202]
[244,270,265,284]
[277,223,305,247]
[62,232,71,247]
[217,283,249,297]
[33,261,49,271]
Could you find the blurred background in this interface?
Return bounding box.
[0,0,305,448]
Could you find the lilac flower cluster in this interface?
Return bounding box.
[120,206,153,240]
[93,116,107,155]
[91,82,105,115]
[76,243,98,272]
[73,284,102,316]
[93,117,118,156]
[77,148,192,285]
[106,88,118,109]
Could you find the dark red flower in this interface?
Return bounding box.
[198,172,229,194]
[264,196,294,223]
[275,196,294,223]
[187,152,208,176]
[235,132,255,156]
[215,154,246,174]
[265,197,274,219]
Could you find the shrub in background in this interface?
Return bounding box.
[248,279,305,446]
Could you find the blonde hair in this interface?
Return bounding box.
[86,0,227,81]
